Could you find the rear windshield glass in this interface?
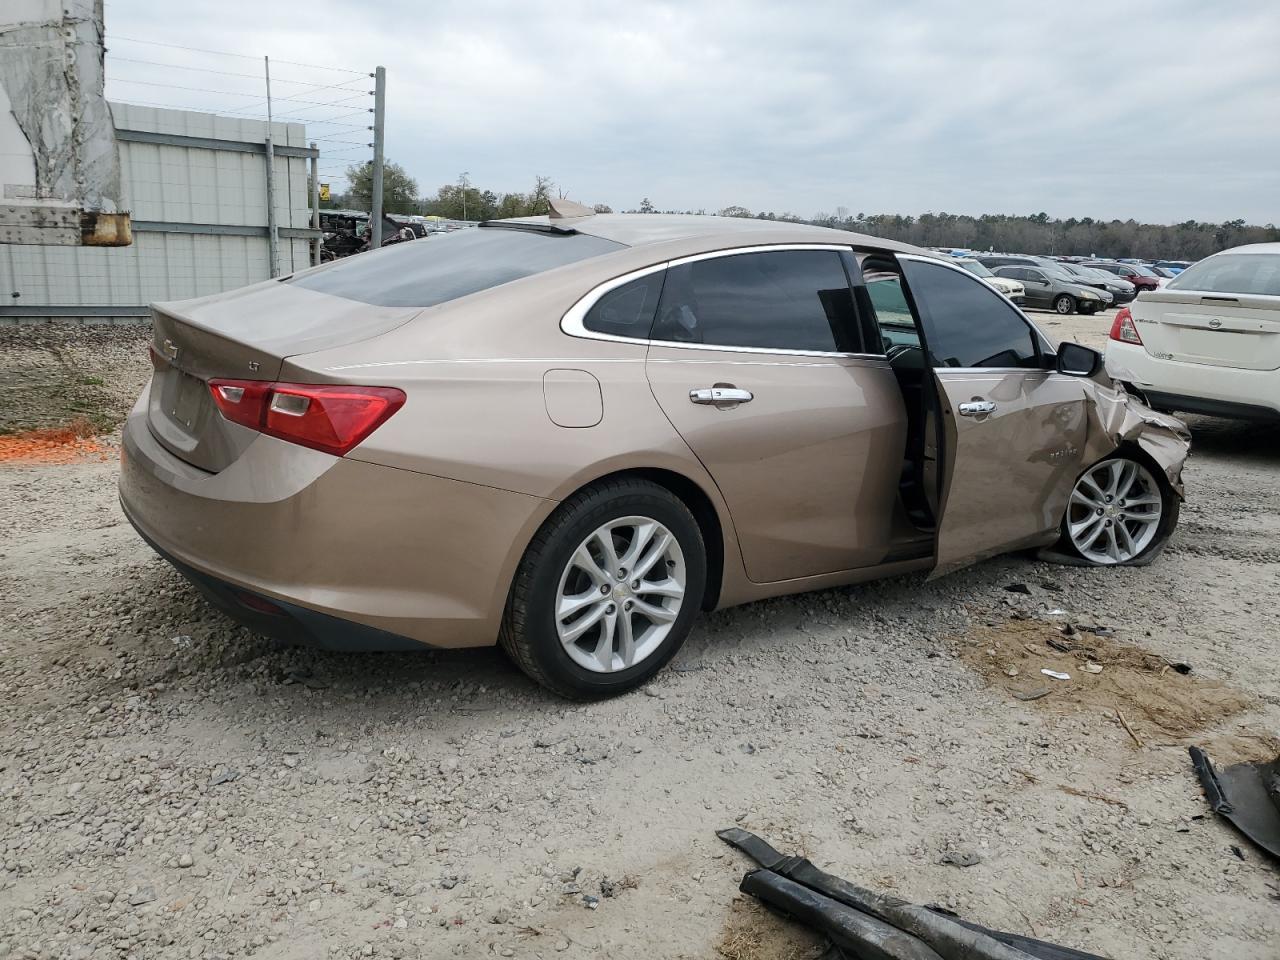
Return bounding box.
[290,227,625,307]
[1168,254,1280,297]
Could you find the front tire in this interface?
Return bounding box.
[500,478,706,699]
[1058,455,1178,565]
[1054,294,1076,315]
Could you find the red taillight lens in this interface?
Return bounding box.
[1108,307,1143,345]
[208,379,405,456]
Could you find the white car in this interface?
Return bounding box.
[953,258,1026,304]
[1105,243,1280,420]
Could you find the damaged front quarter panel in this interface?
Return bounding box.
[1080,374,1190,499]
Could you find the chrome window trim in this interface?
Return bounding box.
[559,243,886,360]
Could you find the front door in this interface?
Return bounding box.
[1019,267,1054,308]
[897,256,1090,576]
[644,247,907,583]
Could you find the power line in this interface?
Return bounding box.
[108,35,368,75]
[105,55,371,91]
[108,96,371,128]
[107,77,371,111]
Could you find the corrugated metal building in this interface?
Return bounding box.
[0,103,319,323]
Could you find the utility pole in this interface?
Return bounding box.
[309,141,320,266]
[369,65,386,249]
[264,56,280,276]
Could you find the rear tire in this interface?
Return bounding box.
[500,478,706,699]
[1054,294,1075,315]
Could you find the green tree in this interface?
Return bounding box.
[344,160,420,214]
[638,197,656,214]
[718,205,752,218]
[526,175,555,216]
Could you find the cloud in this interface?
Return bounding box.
[102,0,1280,222]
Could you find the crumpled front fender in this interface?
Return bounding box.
[1080,373,1190,498]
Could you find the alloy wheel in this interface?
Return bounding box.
[1055,295,1074,314]
[1066,459,1163,564]
[555,516,686,672]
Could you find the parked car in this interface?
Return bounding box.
[1105,242,1280,421]
[119,213,1189,698]
[1155,260,1192,274]
[954,257,1025,303]
[977,256,1114,308]
[1146,265,1177,280]
[1083,261,1162,293]
[1054,263,1137,304]
[990,265,1108,314]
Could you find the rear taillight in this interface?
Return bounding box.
[208,379,405,456]
[1109,307,1143,345]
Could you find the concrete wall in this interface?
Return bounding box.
[0,103,317,322]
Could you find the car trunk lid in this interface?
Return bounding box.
[147,280,422,472]
[1131,289,1280,371]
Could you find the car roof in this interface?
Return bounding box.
[491,213,927,255]
[1212,242,1280,255]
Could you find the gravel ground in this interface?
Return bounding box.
[2,316,1279,960]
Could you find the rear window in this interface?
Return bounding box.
[1168,254,1280,297]
[290,227,625,307]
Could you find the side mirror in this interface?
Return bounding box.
[1056,342,1102,377]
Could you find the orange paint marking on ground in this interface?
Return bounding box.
[0,419,112,465]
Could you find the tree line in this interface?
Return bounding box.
[321,162,1277,260]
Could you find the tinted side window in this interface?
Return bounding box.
[901,260,1039,369]
[582,272,664,338]
[651,250,858,352]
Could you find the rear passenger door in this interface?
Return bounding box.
[897,256,1090,575]
[645,246,908,583]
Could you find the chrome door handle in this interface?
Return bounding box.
[957,400,996,417]
[689,386,753,405]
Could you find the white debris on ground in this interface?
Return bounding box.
[1,316,1278,960]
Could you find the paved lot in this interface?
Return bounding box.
[2,315,1279,960]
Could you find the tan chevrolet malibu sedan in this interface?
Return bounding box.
[120,210,1190,698]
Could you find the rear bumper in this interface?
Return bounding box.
[119,388,555,649]
[127,517,428,650]
[1105,341,1280,420]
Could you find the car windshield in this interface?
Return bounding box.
[289,226,625,307]
[1167,253,1280,297]
[957,260,994,278]
[1127,264,1159,277]
[1036,262,1075,281]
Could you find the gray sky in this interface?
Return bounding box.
[103,0,1280,224]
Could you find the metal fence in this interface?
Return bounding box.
[0,103,321,323]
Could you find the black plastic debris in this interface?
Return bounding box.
[1189,746,1280,861]
[718,828,1107,960]
[938,850,982,868]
